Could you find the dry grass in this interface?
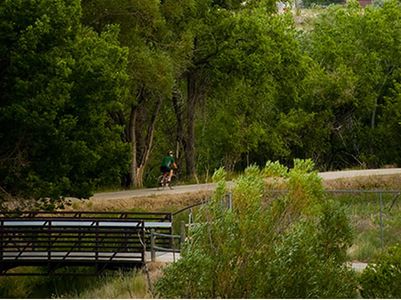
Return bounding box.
[65,191,212,212]
[323,174,401,190]
[264,174,401,191]
[1,196,38,211]
[147,261,169,291]
[294,7,325,30]
[62,269,151,299]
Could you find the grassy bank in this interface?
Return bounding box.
[0,267,156,298]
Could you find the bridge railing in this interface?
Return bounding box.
[0,210,172,221]
[149,221,187,263]
[0,211,173,275]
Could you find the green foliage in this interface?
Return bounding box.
[360,244,401,298]
[196,9,311,172]
[302,0,401,169]
[52,0,401,185]
[3,0,401,199]
[211,167,227,202]
[0,0,129,201]
[328,191,401,262]
[318,199,354,262]
[0,268,148,298]
[264,160,289,177]
[254,219,356,298]
[0,267,48,298]
[287,158,324,210]
[156,160,357,298]
[302,0,344,8]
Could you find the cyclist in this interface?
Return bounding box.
[160,150,177,183]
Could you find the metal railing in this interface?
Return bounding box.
[0,211,173,275]
[0,211,172,222]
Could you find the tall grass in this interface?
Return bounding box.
[61,269,150,299]
[328,191,401,261]
[0,267,150,299]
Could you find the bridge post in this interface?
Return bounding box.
[151,229,156,262]
[141,220,145,264]
[47,221,51,262]
[95,221,99,263]
[0,220,3,262]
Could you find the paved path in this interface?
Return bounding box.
[318,168,401,180]
[146,251,181,263]
[92,183,219,200]
[91,168,401,201]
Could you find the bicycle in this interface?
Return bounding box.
[157,172,177,190]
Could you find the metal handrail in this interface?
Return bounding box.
[0,211,172,222]
[0,216,151,275]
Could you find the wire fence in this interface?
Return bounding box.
[173,189,401,261]
[325,190,401,258]
[265,189,401,259]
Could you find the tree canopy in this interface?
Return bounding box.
[0,0,129,201]
[1,0,401,201]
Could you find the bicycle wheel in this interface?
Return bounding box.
[157,174,166,189]
[167,174,177,189]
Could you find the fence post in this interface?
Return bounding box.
[172,233,176,262]
[379,192,384,249]
[227,192,233,210]
[150,229,156,262]
[180,220,186,245]
[189,208,193,224]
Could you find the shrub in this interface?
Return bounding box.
[359,244,401,298]
[156,160,358,298]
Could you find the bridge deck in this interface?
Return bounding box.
[1,251,179,262]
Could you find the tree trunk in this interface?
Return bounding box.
[135,97,163,188]
[129,105,138,188]
[184,71,197,179]
[172,89,184,170]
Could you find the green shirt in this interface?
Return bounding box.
[161,155,175,168]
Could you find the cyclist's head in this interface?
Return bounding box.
[168,150,173,156]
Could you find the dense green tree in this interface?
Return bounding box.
[81,0,176,187]
[4,0,401,200]
[81,0,293,183]
[196,8,315,172]
[302,0,401,168]
[0,0,129,202]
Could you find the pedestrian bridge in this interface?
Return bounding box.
[0,211,181,275]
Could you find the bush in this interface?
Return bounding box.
[359,244,401,298]
[156,160,358,298]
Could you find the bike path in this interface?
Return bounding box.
[91,168,401,201]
